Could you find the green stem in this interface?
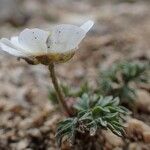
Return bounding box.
[48,63,71,116]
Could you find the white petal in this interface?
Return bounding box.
[0,38,26,57]
[80,20,94,33]
[18,28,49,55]
[47,24,86,53]
[11,36,33,55]
[11,36,24,49]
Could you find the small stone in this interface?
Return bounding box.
[27,128,41,138]
[40,126,51,134]
[19,118,33,129]
[135,90,150,113]
[102,130,124,148]
[44,114,60,128]
[128,142,150,150]
[143,132,150,143]
[8,104,23,114]
[128,143,139,150]
[126,119,150,143]
[16,139,28,150]
[18,130,26,138]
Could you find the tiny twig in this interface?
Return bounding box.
[48,63,71,116]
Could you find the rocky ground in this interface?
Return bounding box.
[0,0,150,149]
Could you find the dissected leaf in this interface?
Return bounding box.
[74,93,90,111]
[98,61,149,104]
[56,85,131,147]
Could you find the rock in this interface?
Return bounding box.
[128,142,150,150]
[126,119,150,143]
[44,114,60,128]
[40,126,51,134]
[32,111,49,127]
[102,130,124,149]
[0,99,6,111]
[16,139,29,150]
[128,143,138,150]
[19,118,33,129]
[143,132,150,144]
[7,104,23,114]
[135,89,150,113]
[27,128,41,138]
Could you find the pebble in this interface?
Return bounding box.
[27,128,42,138]
[126,119,150,143]
[16,139,29,150]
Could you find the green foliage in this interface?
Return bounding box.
[119,0,136,3]
[49,82,90,104]
[52,61,149,147]
[73,82,91,97]
[48,84,71,104]
[56,118,78,146]
[48,88,58,104]
[99,61,149,103]
[56,93,130,146]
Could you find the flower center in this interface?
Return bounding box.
[35,52,75,65]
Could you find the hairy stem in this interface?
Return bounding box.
[48,63,71,116]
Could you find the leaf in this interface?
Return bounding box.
[57,118,74,129]
[92,106,110,117]
[74,93,90,111]
[102,112,118,120]
[76,82,90,97]
[48,88,58,104]
[69,118,78,145]
[79,111,92,121]
[95,118,107,127]
[99,79,113,95]
[77,110,88,118]
[98,96,113,107]
[61,84,72,97]
[98,61,149,104]
[107,123,122,137]
[119,106,131,115]
[108,106,125,114]
[112,121,124,128]
[57,91,130,147]
[110,97,120,106]
[111,122,125,136]
[56,117,78,147]
[56,131,71,147]
[56,123,73,137]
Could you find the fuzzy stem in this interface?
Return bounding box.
[48,63,71,116]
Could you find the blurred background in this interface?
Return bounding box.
[0,0,150,149]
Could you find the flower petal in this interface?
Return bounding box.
[11,36,33,55]
[0,38,26,57]
[80,20,94,33]
[18,28,49,55]
[47,25,86,53]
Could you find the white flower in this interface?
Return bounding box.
[0,20,94,64]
